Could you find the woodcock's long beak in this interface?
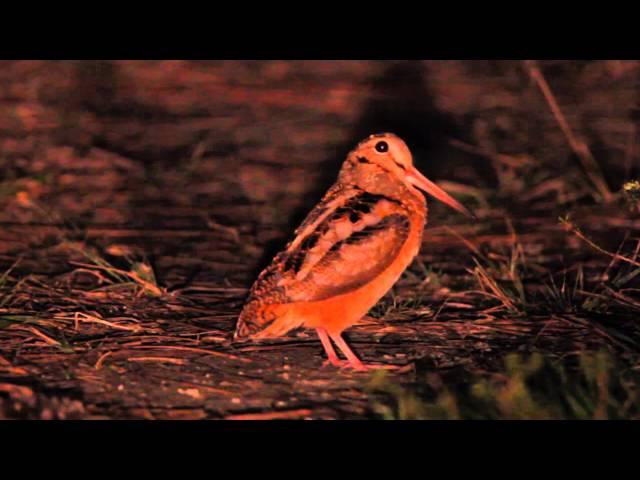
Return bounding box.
[406,166,476,219]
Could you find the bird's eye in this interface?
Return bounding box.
[375,141,388,153]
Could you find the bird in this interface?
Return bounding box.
[234,132,473,371]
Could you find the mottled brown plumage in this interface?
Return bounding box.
[234,133,472,370]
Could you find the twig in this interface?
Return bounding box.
[127,356,187,365]
[68,260,163,297]
[561,218,640,268]
[602,286,640,310]
[46,311,141,333]
[524,60,613,202]
[469,261,519,313]
[444,226,483,258]
[130,345,252,363]
[225,408,312,420]
[95,351,113,370]
[0,255,23,286]
[26,326,61,346]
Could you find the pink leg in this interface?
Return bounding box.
[329,333,367,372]
[316,328,344,367]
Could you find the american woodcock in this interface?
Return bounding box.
[234,133,473,371]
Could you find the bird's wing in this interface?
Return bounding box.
[235,188,411,339]
[284,211,411,301]
[278,189,411,301]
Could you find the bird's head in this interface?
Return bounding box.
[348,132,474,218]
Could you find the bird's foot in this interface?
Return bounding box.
[322,358,349,368]
[340,360,369,372]
[321,356,404,372]
[338,361,404,372]
[321,357,369,371]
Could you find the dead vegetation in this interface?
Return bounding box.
[1,60,640,419]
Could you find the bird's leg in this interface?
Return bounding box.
[316,328,346,367]
[329,332,403,371]
[329,333,368,372]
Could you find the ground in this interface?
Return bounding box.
[1,60,639,419]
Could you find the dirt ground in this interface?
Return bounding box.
[1,60,639,419]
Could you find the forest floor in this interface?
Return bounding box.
[1,60,639,419]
